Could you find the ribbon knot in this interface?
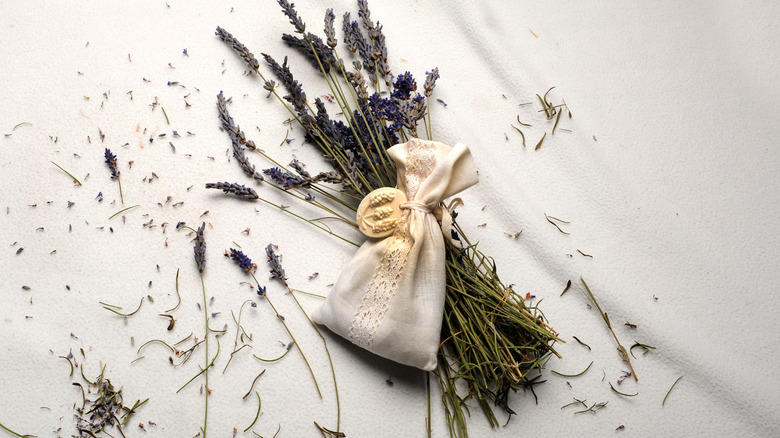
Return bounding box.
[401,198,463,248]
[400,201,432,214]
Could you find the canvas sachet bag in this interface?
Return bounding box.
[312,138,478,371]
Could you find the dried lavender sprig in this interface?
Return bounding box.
[216,91,258,151]
[227,248,257,272]
[357,0,392,86]
[357,0,379,60]
[346,70,369,104]
[342,12,358,53]
[281,33,337,72]
[216,91,264,182]
[215,26,261,71]
[289,158,311,179]
[194,222,206,273]
[313,96,334,132]
[263,167,309,190]
[193,221,212,436]
[357,0,375,35]
[310,101,352,174]
[228,247,322,399]
[349,20,375,80]
[104,148,119,179]
[324,8,337,48]
[423,68,440,98]
[205,182,259,200]
[104,148,124,205]
[344,149,364,194]
[277,0,306,34]
[312,170,344,184]
[265,243,288,287]
[262,54,316,129]
[373,24,392,87]
[400,95,427,134]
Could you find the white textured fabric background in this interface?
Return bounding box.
[1,1,779,437]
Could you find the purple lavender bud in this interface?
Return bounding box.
[358,0,392,85]
[263,80,276,98]
[281,32,337,72]
[423,68,440,98]
[391,72,417,101]
[346,71,369,104]
[324,9,337,48]
[357,0,374,32]
[205,182,259,200]
[229,248,257,272]
[215,26,261,71]
[342,12,358,53]
[216,92,264,182]
[261,54,315,128]
[194,222,206,273]
[104,148,119,179]
[265,244,287,285]
[289,158,310,178]
[312,170,343,184]
[374,24,392,86]
[262,166,309,189]
[277,0,306,34]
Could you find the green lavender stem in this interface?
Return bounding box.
[288,288,340,431]
[251,273,322,399]
[0,419,34,438]
[118,177,124,205]
[200,273,210,437]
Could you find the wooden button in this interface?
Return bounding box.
[356,187,408,238]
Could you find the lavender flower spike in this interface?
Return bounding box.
[104,148,124,204]
[423,68,440,98]
[104,148,119,179]
[266,244,287,286]
[216,91,264,182]
[215,26,261,71]
[228,248,257,273]
[194,222,206,273]
[324,8,337,48]
[205,182,259,200]
[277,0,306,34]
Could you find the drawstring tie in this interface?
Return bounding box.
[401,198,463,248]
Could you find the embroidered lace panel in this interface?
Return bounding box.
[348,140,436,350]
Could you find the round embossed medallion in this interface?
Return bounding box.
[356,187,408,238]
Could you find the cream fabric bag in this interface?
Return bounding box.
[312,138,478,370]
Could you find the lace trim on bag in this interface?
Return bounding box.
[348,140,436,350]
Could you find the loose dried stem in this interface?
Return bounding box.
[580,277,637,381]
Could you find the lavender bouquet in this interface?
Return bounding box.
[210,1,560,435]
